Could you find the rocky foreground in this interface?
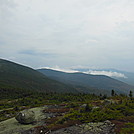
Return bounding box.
[22,120,115,134]
[0,105,116,134]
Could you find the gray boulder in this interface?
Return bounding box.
[103,99,117,105]
[15,109,35,124]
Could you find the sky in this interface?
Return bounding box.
[0,0,134,72]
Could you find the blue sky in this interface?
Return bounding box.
[0,0,134,72]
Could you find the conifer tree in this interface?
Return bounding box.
[111,90,115,96]
[129,90,133,98]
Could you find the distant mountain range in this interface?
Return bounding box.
[0,58,133,97]
[72,68,134,86]
[37,68,134,95]
[0,59,78,96]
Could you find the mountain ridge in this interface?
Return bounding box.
[38,68,134,95]
[0,59,78,95]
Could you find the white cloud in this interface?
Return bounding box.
[41,66,79,73]
[86,70,127,78]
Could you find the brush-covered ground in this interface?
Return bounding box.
[0,92,134,134]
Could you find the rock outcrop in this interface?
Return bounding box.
[103,99,119,105]
[15,109,35,124]
[50,120,115,134]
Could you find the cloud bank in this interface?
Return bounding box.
[86,70,127,78]
[41,66,127,79]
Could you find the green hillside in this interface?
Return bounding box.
[0,59,78,97]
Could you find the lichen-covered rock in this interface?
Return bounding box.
[80,120,115,134]
[80,104,87,108]
[15,109,35,124]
